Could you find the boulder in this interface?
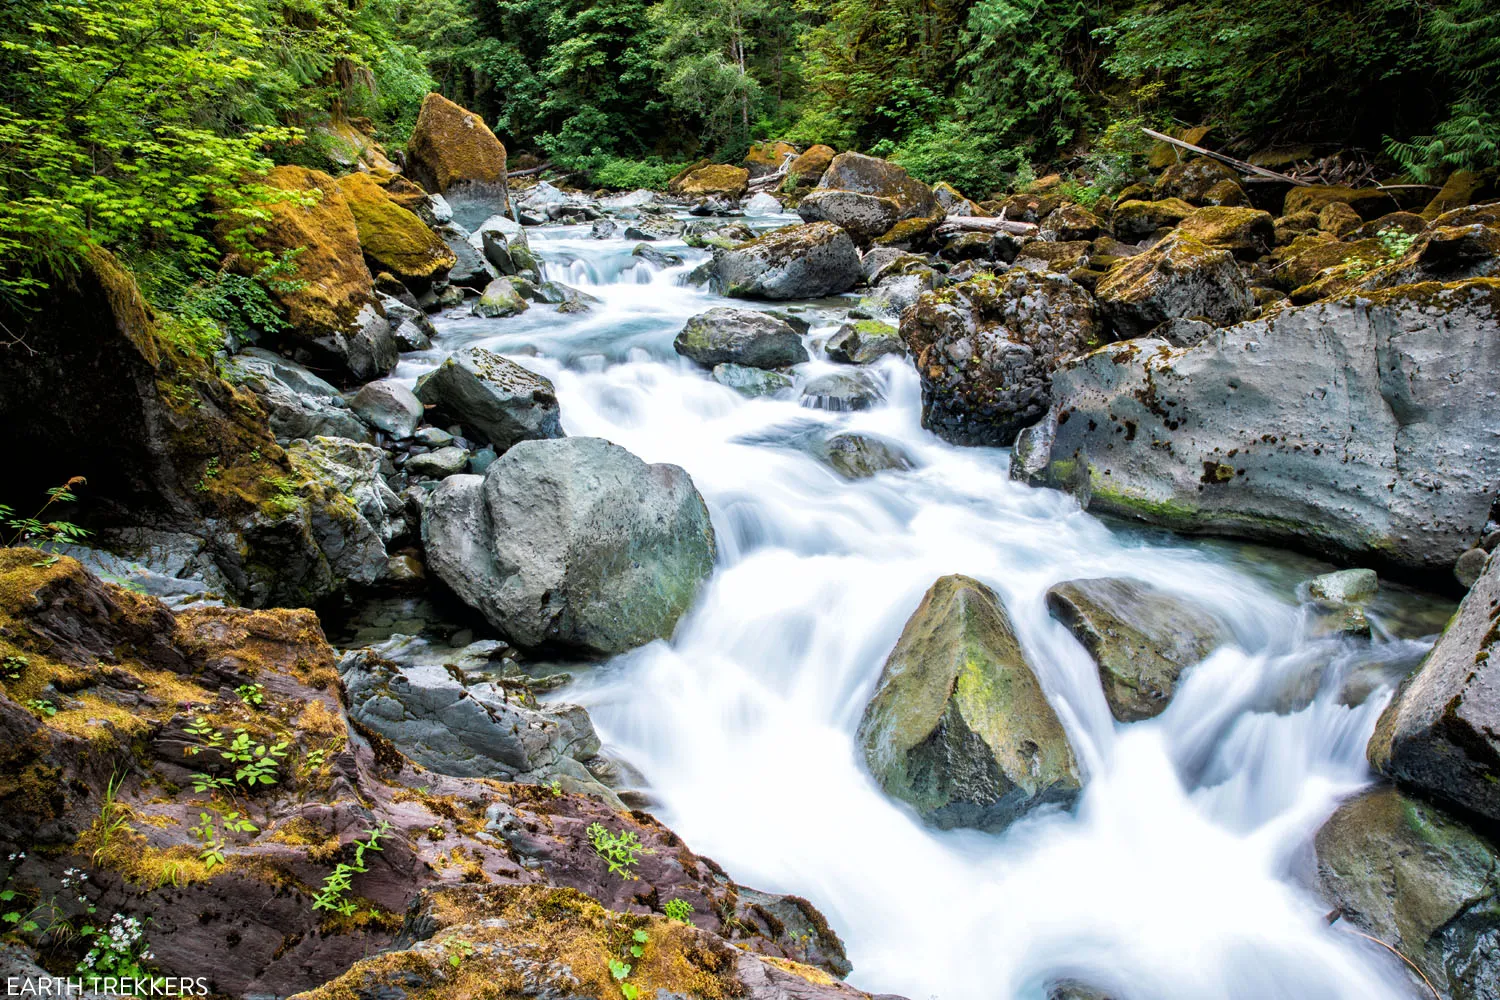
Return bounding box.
[1175,206,1275,258]
[405,92,510,229]
[284,435,405,585]
[472,277,529,317]
[1153,157,1239,203]
[381,294,436,350]
[1041,203,1104,241]
[1045,578,1226,721]
[435,220,498,289]
[1011,279,1500,573]
[1112,198,1195,239]
[336,171,456,287]
[712,363,794,398]
[857,575,1082,831]
[1318,201,1363,238]
[674,308,809,369]
[351,379,423,439]
[816,151,936,220]
[799,370,884,411]
[405,445,471,478]
[1368,548,1500,821]
[710,222,862,299]
[1422,170,1490,220]
[899,270,1102,446]
[743,192,783,215]
[744,140,799,177]
[787,144,836,185]
[825,320,905,364]
[224,348,372,444]
[221,165,395,384]
[676,164,750,199]
[812,431,915,479]
[1203,179,1250,207]
[1316,786,1500,1000]
[624,217,685,242]
[1095,233,1254,337]
[422,437,716,655]
[413,347,562,452]
[1308,568,1378,607]
[796,189,901,244]
[1283,185,1400,221]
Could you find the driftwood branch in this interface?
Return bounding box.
[935,216,1038,237]
[1141,127,1311,187]
[508,162,552,178]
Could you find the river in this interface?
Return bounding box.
[395,213,1447,1000]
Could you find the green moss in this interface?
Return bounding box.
[338,172,456,282]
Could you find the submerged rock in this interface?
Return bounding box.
[799,369,884,411]
[471,276,529,317]
[422,437,716,655]
[674,308,810,369]
[1316,786,1500,1000]
[857,575,1082,831]
[1369,547,1500,822]
[1045,578,1226,721]
[414,347,562,453]
[1014,279,1500,572]
[813,431,915,479]
[710,222,862,299]
[825,320,905,364]
[712,363,794,397]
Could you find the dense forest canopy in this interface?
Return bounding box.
[1,0,1496,306]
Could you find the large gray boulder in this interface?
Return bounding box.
[422,437,716,655]
[899,271,1101,446]
[1368,548,1500,822]
[351,379,423,438]
[796,189,900,245]
[1316,786,1500,1000]
[857,574,1082,831]
[711,222,862,299]
[284,436,404,586]
[1045,578,1226,721]
[224,348,372,444]
[414,347,562,452]
[339,649,621,804]
[1095,232,1254,337]
[815,151,937,220]
[1013,279,1500,572]
[674,308,809,369]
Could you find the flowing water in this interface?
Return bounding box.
[397,217,1450,1000]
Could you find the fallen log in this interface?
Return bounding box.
[1141,127,1312,187]
[935,216,1038,237]
[508,162,553,178]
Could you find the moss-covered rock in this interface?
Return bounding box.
[471,277,529,318]
[1317,200,1363,238]
[745,139,799,177]
[857,575,1082,832]
[1283,185,1399,220]
[1175,205,1274,257]
[405,92,509,228]
[796,189,901,244]
[1316,786,1500,1000]
[1041,203,1103,241]
[1202,179,1250,207]
[337,172,455,287]
[1147,125,1212,170]
[1153,156,1238,204]
[1422,170,1492,220]
[816,151,936,220]
[787,144,835,186]
[1046,578,1226,721]
[870,211,945,251]
[1096,232,1253,336]
[710,222,861,299]
[676,164,750,199]
[1111,197,1195,239]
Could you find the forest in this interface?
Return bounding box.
[1,0,1497,313]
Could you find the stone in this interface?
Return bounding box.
[857,575,1082,831]
[336,171,456,287]
[351,379,423,439]
[1316,786,1500,1000]
[744,139,799,177]
[787,144,835,184]
[1318,201,1363,238]
[1040,203,1104,241]
[1456,547,1489,588]
[796,189,900,245]
[413,347,562,453]
[1095,232,1254,337]
[423,438,716,655]
[825,320,905,364]
[900,270,1101,446]
[1153,157,1239,203]
[710,222,862,299]
[405,445,471,478]
[1422,170,1490,220]
[1150,316,1213,347]
[405,92,510,230]
[1283,185,1400,220]
[1369,546,1500,821]
[1112,198,1195,239]
[1013,279,1500,573]
[712,363,794,398]
[472,277,529,318]
[382,294,437,350]
[1202,179,1250,207]
[1308,568,1379,607]
[743,191,784,215]
[813,431,915,479]
[435,221,496,289]
[676,164,750,199]
[224,349,371,444]
[674,308,809,369]
[1175,206,1275,258]
[623,217,684,241]
[798,370,884,411]
[816,151,937,220]
[1045,578,1226,721]
[285,436,405,585]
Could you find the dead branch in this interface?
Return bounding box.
[1141,127,1312,186]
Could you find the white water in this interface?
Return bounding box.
[402,221,1439,1000]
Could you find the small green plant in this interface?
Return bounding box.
[235,683,266,707]
[305,748,327,769]
[260,474,303,515]
[92,772,132,863]
[441,934,475,968]
[194,457,222,493]
[312,822,392,917]
[183,717,288,791]
[662,898,693,924]
[26,699,56,717]
[586,823,644,880]
[1,654,28,682]
[188,809,256,872]
[2,477,91,548]
[77,912,155,979]
[608,928,650,999]
[548,778,562,797]
[1376,225,1419,261]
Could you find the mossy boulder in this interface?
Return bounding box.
[224,165,395,383]
[674,307,809,369]
[1316,786,1500,1000]
[1202,179,1250,207]
[1422,170,1492,220]
[337,171,455,288]
[1111,197,1195,239]
[900,270,1101,446]
[1269,234,1388,302]
[1152,156,1238,204]
[676,164,750,199]
[471,276,529,318]
[870,211,945,251]
[1317,200,1363,238]
[787,144,836,186]
[1147,125,1212,169]
[405,92,510,229]
[1041,202,1104,241]
[1096,232,1253,337]
[710,222,862,299]
[1175,205,1274,258]
[1045,578,1226,721]
[1283,185,1399,220]
[857,574,1082,832]
[816,151,936,220]
[825,320,904,365]
[745,139,799,177]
